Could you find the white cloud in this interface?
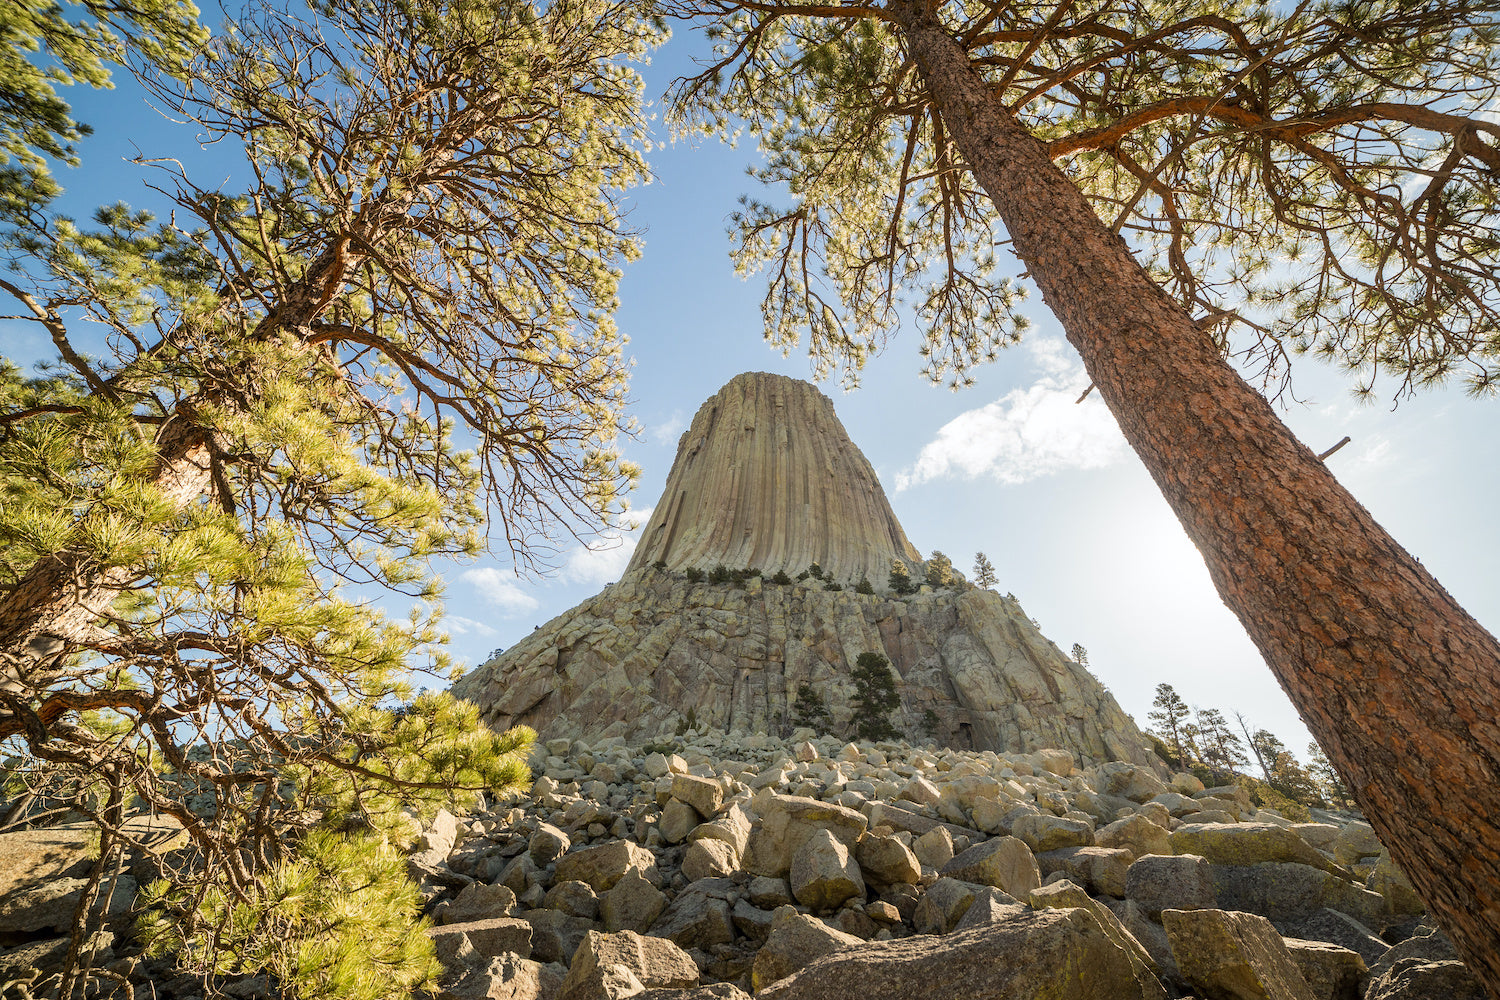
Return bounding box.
[895,338,1128,490]
[562,507,655,586]
[460,568,541,616]
[444,615,499,637]
[652,412,687,446]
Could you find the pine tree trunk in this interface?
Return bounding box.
[891,1,1500,990]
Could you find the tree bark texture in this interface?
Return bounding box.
[890,2,1500,991]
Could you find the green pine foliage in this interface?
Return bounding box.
[851,651,900,742]
[770,569,793,585]
[925,551,954,587]
[887,559,916,596]
[1,0,661,993]
[972,553,997,590]
[854,576,874,595]
[790,682,832,734]
[137,830,440,1000]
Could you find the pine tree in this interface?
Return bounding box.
[1194,708,1248,784]
[850,651,901,742]
[1307,741,1353,810]
[672,0,1500,979]
[1146,684,1192,768]
[972,552,997,589]
[1,0,659,990]
[887,559,916,596]
[1070,643,1088,668]
[924,551,954,587]
[790,682,832,734]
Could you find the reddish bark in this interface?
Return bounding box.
[891,1,1500,990]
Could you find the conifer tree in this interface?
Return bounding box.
[887,559,916,595]
[924,550,954,587]
[1146,683,1192,768]
[972,552,997,589]
[1,0,660,990]
[850,651,901,741]
[671,0,1500,978]
[1194,707,1248,783]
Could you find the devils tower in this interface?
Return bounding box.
[454,372,1157,766]
[627,373,920,583]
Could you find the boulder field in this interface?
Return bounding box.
[1,730,1480,1000]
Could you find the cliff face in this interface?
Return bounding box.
[452,572,1156,766]
[454,371,1159,767]
[625,372,921,585]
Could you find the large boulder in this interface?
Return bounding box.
[435,952,564,1000]
[789,829,864,912]
[1125,854,1217,920]
[1290,907,1386,965]
[1169,824,1341,876]
[429,917,533,963]
[681,839,740,883]
[600,869,667,934]
[442,883,520,925]
[1365,961,1485,1000]
[555,841,660,892]
[1211,863,1384,932]
[522,910,597,966]
[1028,879,1160,980]
[746,795,867,878]
[1163,908,1316,1000]
[558,930,699,1000]
[647,878,735,950]
[751,909,863,992]
[1095,814,1173,860]
[670,774,725,819]
[1035,846,1131,898]
[1011,814,1093,853]
[854,834,921,885]
[912,878,1009,935]
[1093,763,1168,803]
[757,907,1166,1000]
[1281,939,1366,1000]
[940,837,1041,898]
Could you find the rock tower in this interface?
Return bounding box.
[625,372,921,584]
[454,372,1158,766]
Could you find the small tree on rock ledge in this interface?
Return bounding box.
[851,652,901,742]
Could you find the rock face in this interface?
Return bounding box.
[626,372,921,582]
[454,372,1157,766]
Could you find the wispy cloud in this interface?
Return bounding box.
[444,615,499,637]
[460,568,541,616]
[562,507,654,586]
[895,338,1128,490]
[652,412,687,447]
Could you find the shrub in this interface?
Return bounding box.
[791,683,832,734]
[823,581,843,591]
[770,570,793,585]
[808,562,824,579]
[685,567,704,583]
[851,652,901,741]
[652,559,667,572]
[709,564,732,585]
[854,577,874,595]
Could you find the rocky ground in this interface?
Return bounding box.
[0,729,1484,1000]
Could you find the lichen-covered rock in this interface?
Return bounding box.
[1011,813,1093,853]
[1211,863,1385,931]
[854,834,921,885]
[555,841,660,892]
[1169,824,1341,875]
[940,836,1041,898]
[1163,908,1316,1000]
[751,909,865,992]
[1281,938,1366,1000]
[1036,846,1133,898]
[1095,813,1173,860]
[789,829,864,912]
[646,878,736,950]
[1291,908,1388,965]
[600,870,666,934]
[1125,854,1217,920]
[1028,879,1160,979]
[681,838,740,882]
[746,795,867,877]
[558,930,699,1000]
[758,908,1166,1000]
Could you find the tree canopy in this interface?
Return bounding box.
[0,0,662,991]
[672,0,1500,397]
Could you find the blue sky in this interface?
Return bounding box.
[6,14,1498,761]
